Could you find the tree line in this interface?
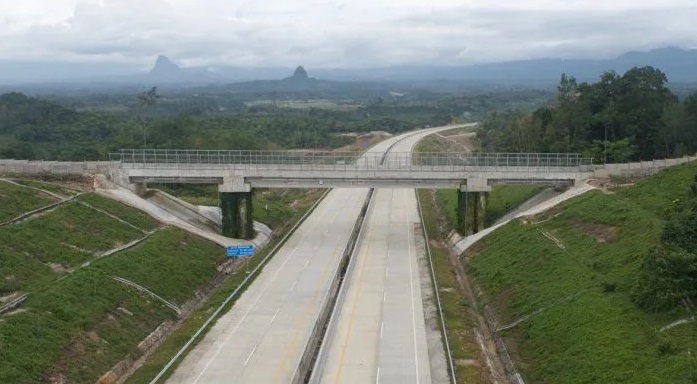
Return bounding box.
[0,92,451,160]
[634,174,697,311]
[477,66,697,162]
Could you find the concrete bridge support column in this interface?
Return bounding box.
[456,191,488,235]
[219,191,256,240]
[457,179,490,236]
[134,182,148,196]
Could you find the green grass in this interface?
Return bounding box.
[10,179,80,197]
[78,193,160,232]
[436,185,544,231]
[0,268,174,384]
[466,162,697,384]
[0,202,144,276]
[0,180,59,222]
[1,175,325,383]
[0,182,242,383]
[0,199,147,294]
[95,228,223,305]
[252,189,324,230]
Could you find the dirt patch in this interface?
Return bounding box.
[455,358,481,367]
[48,263,69,273]
[463,240,487,262]
[588,178,636,193]
[0,291,21,304]
[567,219,619,243]
[490,288,519,326]
[4,308,28,316]
[289,199,299,211]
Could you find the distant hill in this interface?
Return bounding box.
[224,66,390,96]
[0,47,695,87]
[149,55,181,78]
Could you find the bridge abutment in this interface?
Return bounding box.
[219,191,256,240]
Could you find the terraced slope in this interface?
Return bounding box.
[0,180,229,384]
[466,163,697,384]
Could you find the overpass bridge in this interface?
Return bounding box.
[110,149,594,193]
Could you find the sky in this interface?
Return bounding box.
[0,0,696,68]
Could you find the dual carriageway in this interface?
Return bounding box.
[165,126,462,383]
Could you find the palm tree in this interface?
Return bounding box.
[138,86,159,147]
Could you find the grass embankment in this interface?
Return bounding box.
[466,162,697,383]
[0,180,240,384]
[0,179,59,222]
[417,189,488,383]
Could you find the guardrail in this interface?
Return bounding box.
[112,150,592,170]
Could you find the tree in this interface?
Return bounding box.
[634,173,697,311]
[137,86,160,148]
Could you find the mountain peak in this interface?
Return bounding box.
[292,65,308,79]
[149,55,180,76]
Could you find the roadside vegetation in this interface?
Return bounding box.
[465,162,697,383]
[417,189,490,383]
[0,179,59,222]
[478,66,697,162]
[0,176,326,384]
[436,186,544,230]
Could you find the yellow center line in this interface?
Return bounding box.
[271,194,359,384]
[333,190,387,383]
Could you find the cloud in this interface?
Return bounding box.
[0,0,695,67]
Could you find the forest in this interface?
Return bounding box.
[0,86,550,160]
[477,66,697,162]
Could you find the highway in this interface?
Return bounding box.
[312,126,467,384]
[165,128,453,384]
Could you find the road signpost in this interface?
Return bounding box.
[227,245,255,273]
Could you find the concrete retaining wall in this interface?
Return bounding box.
[0,159,111,175]
[593,156,696,178]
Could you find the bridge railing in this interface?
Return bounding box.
[111,150,593,170]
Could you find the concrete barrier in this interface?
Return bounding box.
[292,189,376,384]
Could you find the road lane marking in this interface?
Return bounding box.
[273,194,362,384]
[190,195,337,384]
[333,206,377,383]
[244,344,258,366]
[404,190,420,384]
[375,366,380,384]
[290,279,298,292]
[380,321,384,339]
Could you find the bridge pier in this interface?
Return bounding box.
[219,191,256,240]
[457,179,490,236]
[133,182,148,196]
[457,191,488,235]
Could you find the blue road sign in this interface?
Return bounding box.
[227,245,255,257]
